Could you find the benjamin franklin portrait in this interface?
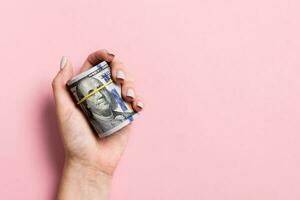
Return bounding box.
[76,77,131,133]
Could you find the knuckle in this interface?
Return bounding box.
[51,78,59,89]
[124,80,134,87]
[97,49,108,53]
[112,60,124,67]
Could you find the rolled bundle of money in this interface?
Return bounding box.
[67,61,138,138]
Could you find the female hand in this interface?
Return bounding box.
[52,50,143,200]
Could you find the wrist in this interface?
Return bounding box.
[65,158,112,183]
[57,158,112,200]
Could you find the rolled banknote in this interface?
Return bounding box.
[67,61,138,138]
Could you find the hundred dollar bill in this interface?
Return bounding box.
[67,61,138,138]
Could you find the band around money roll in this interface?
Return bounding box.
[77,79,113,104]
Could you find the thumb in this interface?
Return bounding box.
[52,56,75,117]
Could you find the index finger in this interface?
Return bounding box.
[81,49,115,72]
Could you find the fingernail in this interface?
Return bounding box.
[126,88,135,98]
[108,53,115,60]
[60,56,68,70]
[116,70,125,80]
[137,102,144,109]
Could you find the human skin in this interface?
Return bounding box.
[52,50,144,200]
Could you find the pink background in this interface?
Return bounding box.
[1,0,300,199]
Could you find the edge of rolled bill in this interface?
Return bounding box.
[66,61,138,138]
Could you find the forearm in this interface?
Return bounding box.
[57,159,112,200]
